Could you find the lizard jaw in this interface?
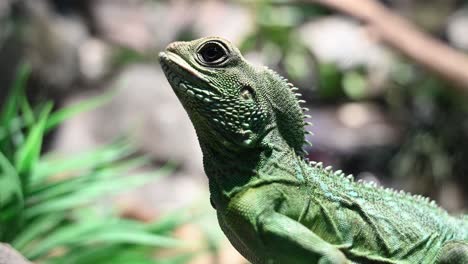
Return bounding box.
[159,51,219,106]
[159,51,209,84]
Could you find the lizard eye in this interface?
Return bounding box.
[240,85,255,100]
[197,41,229,65]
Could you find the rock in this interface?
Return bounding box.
[0,244,31,264]
[24,0,89,91]
[116,171,206,214]
[92,0,252,52]
[305,103,400,153]
[78,38,112,82]
[92,0,156,51]
[447,8,468,51]
[92,0,201,51]
[192,1,252,44]
[0,0,10,19]
[299,16,394,94]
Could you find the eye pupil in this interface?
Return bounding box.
[205,46,220,59]
[198,42,228,64]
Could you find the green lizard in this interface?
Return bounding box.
[159,37,468,264]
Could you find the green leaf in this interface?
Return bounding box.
[45,245,154,264]
[146,209,192,234]
[45,91,114,132]
[157,253,197,264]
[0,64,31,158]
[0,63,31,128]
[28,156,149,204]
[14,102,53,176]
[25,164,174,218]
[0,153,24,241]
[12,215,64,250]
[25,218,183,260]
[0,151,23,207]
[23,219,109,259]
[0,152,24,242]
[0,117,27,145]
[111,47,148,68]
[19,92,35,126]
[31,140,135,184]
[81,230,183,247]
[343,70,367,100]
[318,63,344,99]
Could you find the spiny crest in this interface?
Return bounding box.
[307,161,443,210]
[264,66,313,157]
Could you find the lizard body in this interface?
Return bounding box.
[159,37,468,264]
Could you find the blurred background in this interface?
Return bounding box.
[0,0,467,263]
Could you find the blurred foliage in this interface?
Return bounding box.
[0,4,466,264]
[237,0,468,205]
[386,60,468,197]
[111,47,151,70]
[240,1,324,87]
[0,64,205,263]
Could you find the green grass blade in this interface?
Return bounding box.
[0,151,24,241]
[0,63,31,127]
[0,117,25,144]
[23,218,108,259]
[19,92,35,126]
[0,64,31,157]
[25,218,183,260]
[0,151,25,242]
[25,173,156,217]
[79,230,183,247]
[15,102,53,176]
[145,209,192,234]
[12,215,64,250]
[25,164,174,218]
[31,140,135,184]
[28,156,149,202]
[0,151,23,207]
[43,245,152,264]
[45,91,114,132]
[157,253,197,264]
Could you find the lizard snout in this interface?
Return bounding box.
[165,41,186,53]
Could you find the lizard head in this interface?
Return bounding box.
[159,37,307,155]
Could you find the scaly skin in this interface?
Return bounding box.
[159,37,468,264]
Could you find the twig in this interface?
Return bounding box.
[308,0,468,92]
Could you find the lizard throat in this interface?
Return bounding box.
[202,130,302,202]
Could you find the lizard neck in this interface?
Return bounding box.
[200,129,302,207]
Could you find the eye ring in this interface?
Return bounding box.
[196,41,230,66]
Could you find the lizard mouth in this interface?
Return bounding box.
[159,51,218,102]
[159,51,208,81]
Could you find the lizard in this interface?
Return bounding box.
[159,36,468,264]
